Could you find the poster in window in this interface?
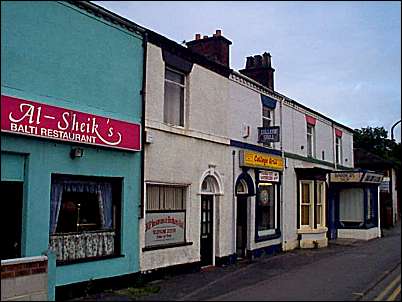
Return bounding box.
[145,212,185,247]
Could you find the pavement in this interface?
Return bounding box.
[71,220,401,301]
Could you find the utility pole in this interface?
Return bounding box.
[390,119,401,141]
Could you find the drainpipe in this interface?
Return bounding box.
[139,32,148,219]
[332,123,337,170]
[378,186,381,238]
[280,97,285,251]
[232,149,236,259]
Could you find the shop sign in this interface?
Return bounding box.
[145,212,185,247]
[258,126,280,143]
[380,177,390,192]
[330,172,363,183]
[240,150,284,171]
[361,172,383,184]
[1,95,141,151]
[259,171,280,182]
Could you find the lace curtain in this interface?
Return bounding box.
[49,179,113,234]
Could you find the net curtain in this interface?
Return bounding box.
[50,179,113,234]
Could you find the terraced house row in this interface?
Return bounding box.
[1,1,385,301]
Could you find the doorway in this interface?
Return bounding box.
[236,196,248,258]
[200,194,213,267]
[1,181,23,260]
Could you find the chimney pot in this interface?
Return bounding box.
[254,55,263,67]
[246,56,255,68]
[195,33,201,40]
[216,29,222,36]
[203,35,208,39]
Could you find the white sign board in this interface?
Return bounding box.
[145,212,185,247]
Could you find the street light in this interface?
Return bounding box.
[390,119,401,141]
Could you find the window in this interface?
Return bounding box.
[316,181,326,227]
[300,181,313,228]
[256,182,278,237]
[339,188,364,227]
[49,175,121,263]
[145,184,187,248]
[335,136,342,165]
[262,106,274,147]
[164,67,185,126]
[307,124,315,157]
[299,180,326,229]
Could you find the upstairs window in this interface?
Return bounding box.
[335,136,342,165]
[307,124,315,158]
[164,67,185,126]
[262,106,274,147]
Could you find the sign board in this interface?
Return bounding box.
[239,150,284,171]
[361,172,383,184]
[258,126,280,143]
[330,172,363,183]
[1,95,141,151]
[259,171,280,182]
[380,177,390,192]
[145,212,185,247]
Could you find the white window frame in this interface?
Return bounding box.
[307,124,315,158]
[262,106,274,148]
[316,181,326,227]
[163,67,186,127]
[299,180,314,229]
[335,136,342,165]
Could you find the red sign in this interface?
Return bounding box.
[1,95,141,151]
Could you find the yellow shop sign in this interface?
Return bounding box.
[239,150,284,171]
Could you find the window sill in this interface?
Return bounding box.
[56,254,125,266]
[255,230,281,242]
[297,227,328,234]
[142,242,193,252]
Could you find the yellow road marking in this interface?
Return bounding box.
[386,285,401,301]
[374,275,401,301]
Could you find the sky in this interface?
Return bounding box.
[95,1,401,142]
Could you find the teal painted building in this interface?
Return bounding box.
[1,1,144,298]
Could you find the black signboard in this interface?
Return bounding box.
[258,126,280,143]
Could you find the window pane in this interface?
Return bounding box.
[166,69,184,84]
[301,205,310,226]
[339,188,364,223]
[257,184,276,235]
[316,205,322,225]
[263,118,271,128]
[263,107,271,118]
[147,185,160,210]
[164,82,184,126]
[302,183,310,204]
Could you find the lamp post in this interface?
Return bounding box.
[390,119,401,141]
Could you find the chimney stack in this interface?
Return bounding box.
[186,29,232,67]
[239,52,275,90]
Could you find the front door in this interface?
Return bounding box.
[236,196,247,258]
[1,181,23,260]
[200,194,213,266]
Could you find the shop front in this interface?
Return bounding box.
[328,171,383,240]
[235,149,284,259]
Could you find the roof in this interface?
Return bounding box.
[75,1,354,133]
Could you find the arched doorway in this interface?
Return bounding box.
[199,169,223,267]
[235,172,255,259]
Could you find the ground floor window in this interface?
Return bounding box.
[299,180,326,229]
[256,170,280,240]
[49,174,121,264]
[145,184,187,248]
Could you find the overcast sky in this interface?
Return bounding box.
[95,1,401,142]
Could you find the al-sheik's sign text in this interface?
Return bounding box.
[1,95,141,151]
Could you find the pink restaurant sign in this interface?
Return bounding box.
[1,95,141,151]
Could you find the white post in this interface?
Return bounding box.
[378,186,381,238]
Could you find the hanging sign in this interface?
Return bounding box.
[1,95,141,151]
[258,126,280,143]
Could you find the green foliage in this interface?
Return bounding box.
[354,126,401,165]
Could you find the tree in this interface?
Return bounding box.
[354,126,401,165]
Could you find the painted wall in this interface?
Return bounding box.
[1,1,143,286]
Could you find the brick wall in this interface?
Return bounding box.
[1,256,48,301]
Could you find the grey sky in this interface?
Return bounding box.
[95,1,401,142]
